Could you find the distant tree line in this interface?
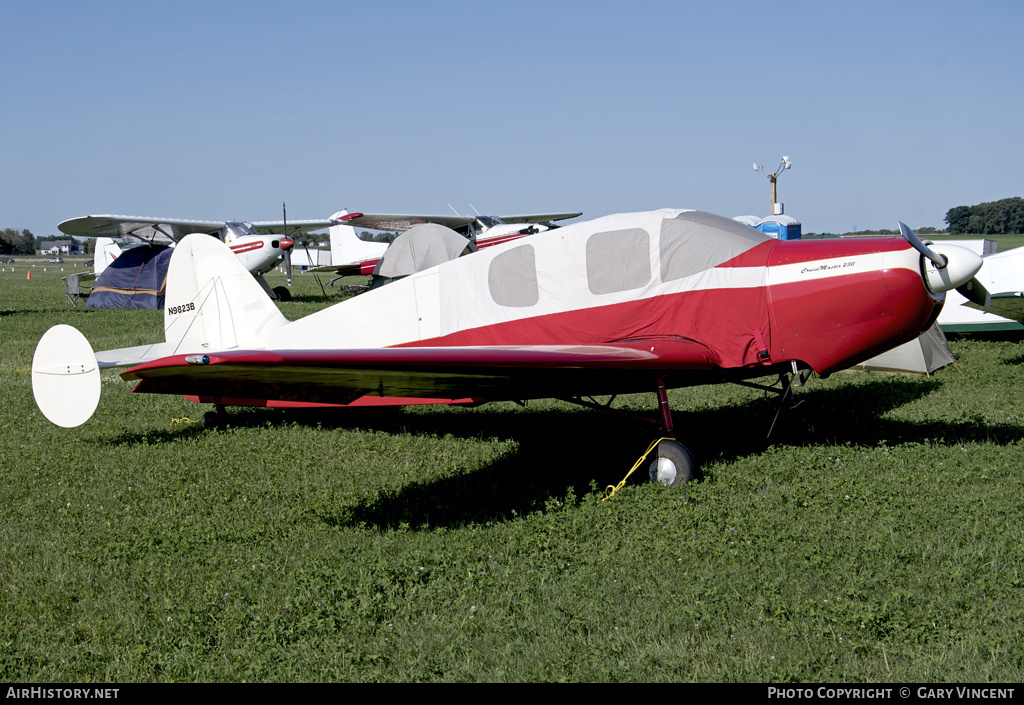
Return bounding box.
[357,229,399,244]
[945,197,1024,234]
[0,231,95,255]
[0,228,36,255]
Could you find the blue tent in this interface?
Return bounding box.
[86,245,173,309]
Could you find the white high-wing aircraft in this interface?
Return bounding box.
[322,209,582,276]
[59,212,341,300]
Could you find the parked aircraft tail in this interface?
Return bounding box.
[92,237,123,276]
[32,234,290,426]
[328,224,389,266]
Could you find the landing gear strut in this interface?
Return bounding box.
[648,377,695,487]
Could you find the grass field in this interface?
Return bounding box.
[1,258,1022,682]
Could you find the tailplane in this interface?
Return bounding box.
[32,233,290,426]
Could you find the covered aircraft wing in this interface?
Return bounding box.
[496,212,582,225]
[121,340,718,407]
[59,215,228,244]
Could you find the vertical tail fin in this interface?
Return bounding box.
[163,234,289,353]
[328,224,388,267]
[93,237,122,276]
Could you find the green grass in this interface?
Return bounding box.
[1,267,1023,682]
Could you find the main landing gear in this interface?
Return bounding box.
[566,377,698,491]
[647,377,695,487]
[202,404,229,429]
[648,439,695,487]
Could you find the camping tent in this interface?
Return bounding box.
[850,321,955,375]
[369,223,477,289]
[85,245,173,309]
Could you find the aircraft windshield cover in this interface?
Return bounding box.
[373,223,478,280]
[86,245,173,309]
[435,209,777,369]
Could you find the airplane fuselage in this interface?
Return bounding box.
[221,223,294,276]
[277,210,942,380]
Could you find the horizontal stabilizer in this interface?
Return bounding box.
[32,325,101,427]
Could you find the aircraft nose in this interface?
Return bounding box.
[280,237,295,251]
[922,244,983,293]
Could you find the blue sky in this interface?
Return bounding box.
[2,0,1021,237]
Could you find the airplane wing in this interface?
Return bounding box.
[121,340,718,407]
[956,245,1024,322]
[59,216,339,243]
[249,219,339,236]
[59,215,228,244]
[961,292,1024,322]
[496,212,582,225]
[340,213,477,231]
[338,213,582,232]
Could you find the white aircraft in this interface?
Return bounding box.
[322,209,582,276]
[59,212,341,300]
[953,244,1024,327]
[32,210,981,486]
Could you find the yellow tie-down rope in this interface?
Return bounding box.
[603,436,673,501]
[169,417,195,427]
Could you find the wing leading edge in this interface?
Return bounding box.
[122,340,718,407]
[59,215,228,243]
[59,215,339,243]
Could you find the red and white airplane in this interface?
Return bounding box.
[321,209,582,276]
[33,209,981,486]
[59,212,341,300]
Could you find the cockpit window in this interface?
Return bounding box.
[226,222,259,238]
[586,228,651,295]
[488,245,539,307]
[476,216,504,230]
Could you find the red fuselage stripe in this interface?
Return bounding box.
[229,240,266,254]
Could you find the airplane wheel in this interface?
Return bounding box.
[202,411,225,430]
[648,440,695,487]
[273,286,292,302]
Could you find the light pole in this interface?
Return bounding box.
[754,156,792,215]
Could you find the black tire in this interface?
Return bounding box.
[273,286,292,302]
[648,439,695,487]
[202,411,224,430]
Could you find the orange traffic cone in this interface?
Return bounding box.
[26,270,31,281]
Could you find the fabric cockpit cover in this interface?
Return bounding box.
[370,223,477,288]
[86,244,173,309]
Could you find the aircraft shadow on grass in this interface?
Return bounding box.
[97,376,1024,530]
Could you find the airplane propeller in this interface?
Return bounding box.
[282,237,294,286]
[899,221,982,294]
[899,221,946,269]
[281,201,294,288]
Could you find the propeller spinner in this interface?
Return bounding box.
[899,221,981,294]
